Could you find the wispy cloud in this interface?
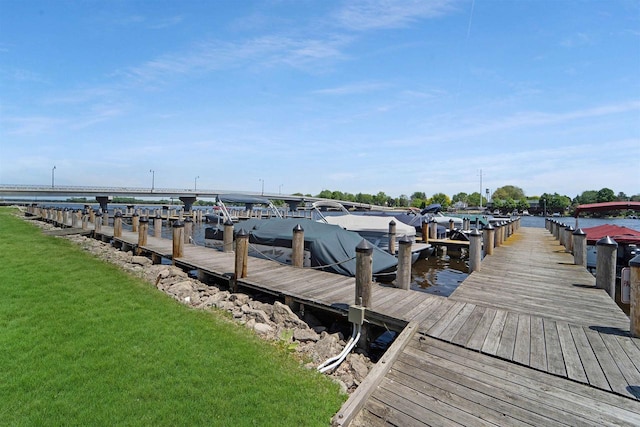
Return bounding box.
[1,116,67,136]
[312,81,389,95]
[117,35,350,86]
[334,0,459,31]
[560,32,592,48]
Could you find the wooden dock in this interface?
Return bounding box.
[35,212,640,425]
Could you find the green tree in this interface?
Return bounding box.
[576,190,598,205]
[452,192,469,204]
[355,193,374,205]
[317,189,333,199]
[397,194,409,207]
[411,191,426,201]
[429,193,451,210]
[492,185,526,201]
[539,192,571,214]
[373,191,389,206]
[467,192,484,207]
[597,188,616,203]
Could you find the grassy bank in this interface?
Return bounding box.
[0,208,345,426]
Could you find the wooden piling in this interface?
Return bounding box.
[292,224,304,268]
[154,214,162,238]
[233,229,249,292]
[564,225,574,253]
[468,228,482,273]
[422,218,429,244]
[573,228,587,266]
[483,223,495,256]
[596,236,617,299]
[172,221,184,264]
[429,219,438,240]
[131,213,139,232]
[138,217,149,252]
[396,235,412,290]
[114,212,123,238]
[355,239,373,349]
[223,220,234,253]
[94,212,102,234]
[355,239,373,308]
[184,217,193,244]
[630,255,640,338]
[388,220,396,255]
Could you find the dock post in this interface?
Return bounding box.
[233,229,249,292]
[449,219,455,233]
[82,211,88,230]
[396,235,412,290]
[94,212,102,234]
[72,210,81,228]
[469,228,482,273]
[137,217,149,254]
[103,209,109,226]
[429,219,438,240]
[388,220,396,255]
[559,223,566,247]
[154,214,162,238]
[422,218,429,244]
[564,225,574,253]
[596,236,618,299]
[355,239,373,349]
[184,217,193,244]
[114,212,123,238]
[131,213,139,232]
[483,223,495,256]
[292,224,304,268]
[573,228,587,266]
[630,255,640,337]
[223,220,234,253]
[172,221,184,264]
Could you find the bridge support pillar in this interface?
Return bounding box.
[96,196,111,212]
[179,196,197,213]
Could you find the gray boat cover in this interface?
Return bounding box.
[208,218,398,276]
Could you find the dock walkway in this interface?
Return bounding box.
[40,214,640,425]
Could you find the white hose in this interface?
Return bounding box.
[317,323,361,373]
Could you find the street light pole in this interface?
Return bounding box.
[194,176,199,191]
[259,178,264,196]
[52,166,56,189]
[149,169,155,192]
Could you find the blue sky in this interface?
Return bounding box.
[1,0,639,200]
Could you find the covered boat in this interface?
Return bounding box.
[581,224,640,271]
[204,218,398,279]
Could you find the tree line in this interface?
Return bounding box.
[297,186,640,213]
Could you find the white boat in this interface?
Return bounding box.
[309,201,430,259]
[426,212,464,228]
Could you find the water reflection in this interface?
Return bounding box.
[411,254,468,297]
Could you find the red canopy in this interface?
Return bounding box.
[574,201,640,217]
[581,224,640,245]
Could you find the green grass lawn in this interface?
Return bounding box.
[0,207,345,426]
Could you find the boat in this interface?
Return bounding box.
[574,201,640,272]
[309,200,430,259]
[582,224,640,272]
[204,218,399,280]
[205,194,282,224]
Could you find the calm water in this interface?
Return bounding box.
[37,203,640,296]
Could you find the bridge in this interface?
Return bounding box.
[0,184,382,212]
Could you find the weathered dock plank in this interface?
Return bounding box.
[354,334,640,427]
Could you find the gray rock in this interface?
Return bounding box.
[253,323,274,335]
[131,255,152,266]
[293,328,319,343]
[272,301,307,329]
